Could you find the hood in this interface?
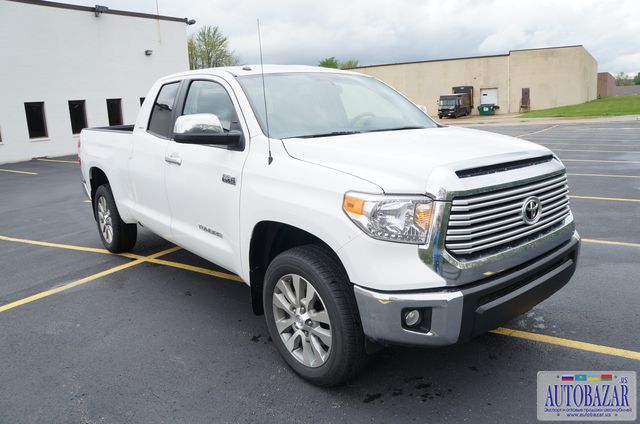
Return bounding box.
[282,126,553,195]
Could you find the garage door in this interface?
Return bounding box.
[480,88,498,105]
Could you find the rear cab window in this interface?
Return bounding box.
[147,82,180,138]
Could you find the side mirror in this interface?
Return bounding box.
[417,104,428,114]
[173,113,241,146]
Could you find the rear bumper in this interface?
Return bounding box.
[354,230,580,346]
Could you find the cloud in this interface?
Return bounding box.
[69,0,640,73]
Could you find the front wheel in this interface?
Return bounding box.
[93,184,137,253]
[263,245,366,387]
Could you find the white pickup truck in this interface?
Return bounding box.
[79,65,580,386]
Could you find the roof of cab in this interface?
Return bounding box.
[160,64,368,81]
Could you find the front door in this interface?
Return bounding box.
[164,78,249,274]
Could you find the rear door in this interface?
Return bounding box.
[129,81,181,238]
[164,77,249,273]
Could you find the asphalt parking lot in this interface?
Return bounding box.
[0,121,639,423]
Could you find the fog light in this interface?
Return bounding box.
[403,309,422,327]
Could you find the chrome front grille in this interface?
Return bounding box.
[445,173,571,256]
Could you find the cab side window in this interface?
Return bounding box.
[148,82,180,138]
[182,80,238,131]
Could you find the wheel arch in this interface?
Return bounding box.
[89,167,109,218]
[248,221,350,315]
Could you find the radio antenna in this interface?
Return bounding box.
[257,19,273,165]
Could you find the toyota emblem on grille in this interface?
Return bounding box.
[521,196,542,225]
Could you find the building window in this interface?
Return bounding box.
[140,97,145,106]
[68,100,87,134]
[106,98,123,126]
[24,102,48,139]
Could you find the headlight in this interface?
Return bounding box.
[342,192,433,244]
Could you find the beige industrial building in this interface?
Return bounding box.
[355,45,597,115]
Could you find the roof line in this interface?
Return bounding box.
[508,44,584,53]
[6,0,189,23]
[354,45,586,69]
[354,53,509,69]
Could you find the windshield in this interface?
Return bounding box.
[237,72,436,139]
[440,98,458,106]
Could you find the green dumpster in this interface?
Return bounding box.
[478,104,496,115]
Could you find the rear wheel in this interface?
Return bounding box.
[263,245,365,387]
[94,184,137,253]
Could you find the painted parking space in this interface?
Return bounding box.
[0,258,635,423]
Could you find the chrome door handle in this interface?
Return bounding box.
[165,153,182,165]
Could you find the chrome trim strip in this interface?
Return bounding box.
[447,214,522,235]
[446,201,569,241]
[450,178,567,212]
[449,186,568,222]
[446,210,570,254]
[451,174,566,206]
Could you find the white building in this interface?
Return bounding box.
[0,0,192,164]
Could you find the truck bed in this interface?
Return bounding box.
[89,124,135,133]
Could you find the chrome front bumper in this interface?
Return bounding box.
[354,231,580,346]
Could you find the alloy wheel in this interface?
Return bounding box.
[97,196,113,244]
[272,274,332,367]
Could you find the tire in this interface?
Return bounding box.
[438,114,443,119]
[263,245,366,387]
[93,184,137,253]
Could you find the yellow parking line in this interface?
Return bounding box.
[0,168,38,175]
[516,125,558,138]
[0,235,142,260]
[491,328,640,361]
[567,172,640,179]
[570,195,640,203]
[0,234,239,281]
[0,246,179,314]
[3,233,638,360]
[36,158,79,164]
[582,238,640,248]
[562,159,640,164]
[147,257,242,282]
[0,260,143,314]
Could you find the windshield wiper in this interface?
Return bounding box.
[368,126,427,133]
[293,131,362,139]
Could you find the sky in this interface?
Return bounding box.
[69,0,639,74]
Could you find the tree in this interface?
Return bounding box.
[318,57,359,69]
[319,57,339,68]
[615,72,634,86]
[187,36,199,70]
[339,59,359,70]
[188,25,239,70]
[634,72,640,85]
